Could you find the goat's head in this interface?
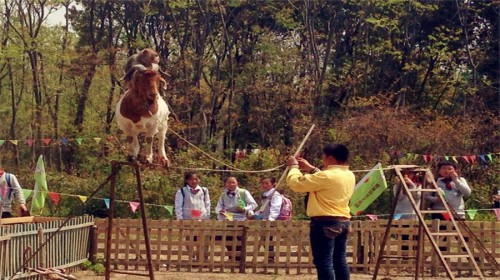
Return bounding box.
[129,65,166,100]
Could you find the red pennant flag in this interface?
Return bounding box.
[469,155,476,164]
[107,136,115,142]
[442,212,451,221]
[26,139,34,147]
[423,155,429,163]
[129,202,140,213]
[461,156,470,164]
[191,209,202,218]
[429,155,434,162]
[42,138,52,145]
[48,192,61,205]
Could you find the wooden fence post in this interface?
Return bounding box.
[88,225,98,263]
[38,227,46,268]
[239,226,248,274]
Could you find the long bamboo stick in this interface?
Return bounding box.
[257,124,315,213]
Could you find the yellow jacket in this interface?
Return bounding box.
[286,165,355,218]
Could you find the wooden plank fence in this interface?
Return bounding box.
[0,216,94,279]
[95,218,499,277]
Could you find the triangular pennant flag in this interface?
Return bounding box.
[107,136,115,142]
[423,155,429,163]
[22,189,33,199]
[466,209,478,220]
[129,202,140,213]
[60,137,69,146]
[393,213,403,220]
[164,205,173,215]
[0,140,4,145]
[31,155,48,215]
[413,154,419,161]
[191,209,202,218]
[451,156,458,163]
[75,138,83,145]
[26,139,34,147]
[494,209,500,221]
[405,153,413,160]
[479,155,487,164]
[42,138,52,145]
[469,155,476,164]
[78,195,87,203]
[444,156,449,160]
[487,154,493,162]
[366,214,378,221]
[48,192,61,205]
[103,198,110,209]
[10,140,18,145]
[441,212,451,221]
[223,212,234,221]
[93,138,101,144]
[461,156,470,164]
[429,155,434,162]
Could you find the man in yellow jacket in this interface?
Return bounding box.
[286,143,355,280]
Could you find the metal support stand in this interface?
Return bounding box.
[105,161,155,280]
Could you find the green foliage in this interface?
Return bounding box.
[81,254,105,275]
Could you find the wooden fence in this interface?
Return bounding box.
[0,216,95,279]
[95,218,499,277]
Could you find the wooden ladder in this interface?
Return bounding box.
[372,165,487,280]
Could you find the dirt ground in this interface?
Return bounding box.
[72,271,483,280]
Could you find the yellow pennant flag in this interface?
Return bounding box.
[93,138,101,144]
[10,140,18,145]
[223,212,234,221]
[78,195,88,203]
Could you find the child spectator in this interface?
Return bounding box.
[215,176,257,262]
[174,172,211,262]
[254,177,283,263]
[215,176,257,221]
[174,172,210,220]
[393,170,421,220]
[425,161,471,220]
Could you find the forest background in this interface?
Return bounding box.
[0,0,498,220]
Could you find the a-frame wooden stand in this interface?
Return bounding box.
[372,165,497,280]
[104,161,155,280]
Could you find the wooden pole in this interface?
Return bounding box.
[257,124,315,212]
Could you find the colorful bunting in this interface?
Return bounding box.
[393,213,403,220]
[451,156,458,163]
[164,205,173,215]
[42,138,52,145]
[93,138,101,144]
[461,156,470,164]
[48,192,61,205]
[441,212,451,221]
[223,212,234,221]
[494,209,500,221]
[76,138,83,145]
[466,209,478,220]
[61,137,69,146]
[10,140,18,145]
[479,155,487,164]
[31,155,48,215]
[191,209,202,218]
[103,198,110,209]
[22,189,33,199]
[366,214,378,221]
[78,195,88,203]
[487,154,493,162]
[129,202,140,213]
[26,139,34,147]
[107,136,115,142]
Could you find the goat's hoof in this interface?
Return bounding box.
[127,155,137,162]
[156,156,170,167]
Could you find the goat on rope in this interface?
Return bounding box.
[116,65,170,165]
